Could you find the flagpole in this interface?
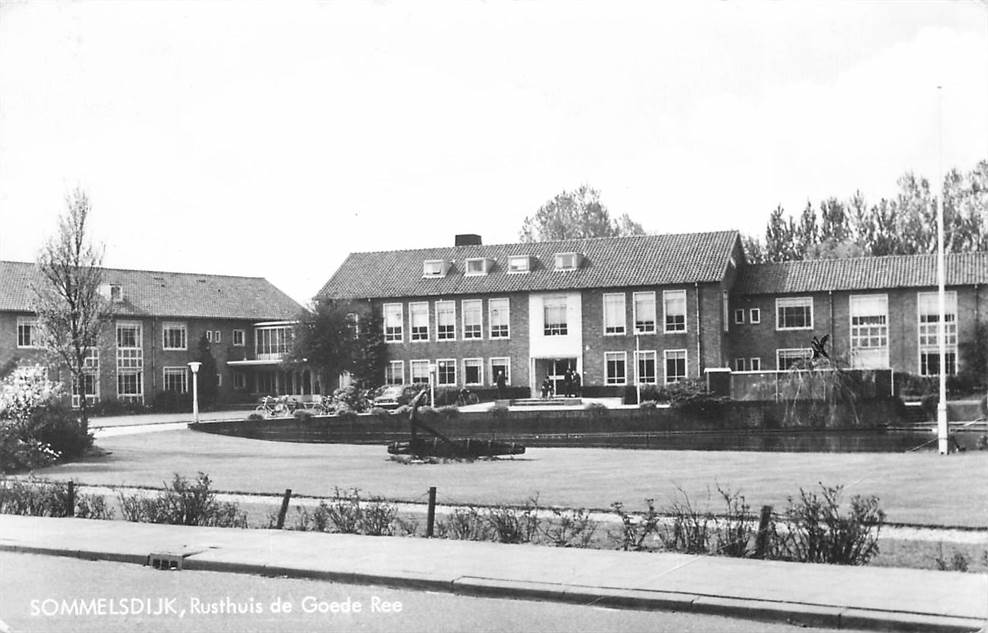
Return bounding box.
[936,84,949,455]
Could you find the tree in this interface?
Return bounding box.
[763,205,799,262]
[31,189,110,433]
[195,334,219,408]
[291,299,387,390]
[519,185,645,242]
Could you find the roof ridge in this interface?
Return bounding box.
[747,250,988,268]
[0,260,268,281]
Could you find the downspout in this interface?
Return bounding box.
[150,315,156,399]
[828,291,834,352]
[694,283,702,378]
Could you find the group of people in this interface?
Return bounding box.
[541,368,581,399]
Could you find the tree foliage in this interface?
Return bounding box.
[519,185,645,242]
[291,299,387,389]
[31,189,111,430]
[746,159,988,263]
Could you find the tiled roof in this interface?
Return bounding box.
[736,252,988,295]
[317,231,741,300]
[0,261,302,320]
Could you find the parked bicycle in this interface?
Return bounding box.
[254,395,299,417]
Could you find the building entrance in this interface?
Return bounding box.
[534,357,578,396]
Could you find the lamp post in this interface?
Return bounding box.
[935,85,949,455]
[635,334,642,405]
[428,363,437,407]
[188,362,201,424]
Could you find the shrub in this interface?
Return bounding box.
[318,488,402,536]
[610,499,661,551]
[437,405,460,420]
[1,365,71,472]
[489,404,510,419]
[246,413,264,422]
[331,386,370,413]
[486,498,542,544]
[638,400,658,411]
[934,544,970,572]
[0,478,71,517]
[662,489,712,554]
[118,473,247,528]
[542,507,598,548]
[584,402,608,417]
[29,404,92,461]
[437,506,492,541]
[76,493,114,520]
[713,486,755,558]
[368,407,391,418]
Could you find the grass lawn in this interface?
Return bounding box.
[33,429,988,527]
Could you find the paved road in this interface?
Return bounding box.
[0,551,879,633]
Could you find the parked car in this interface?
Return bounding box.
[372,385,404,410]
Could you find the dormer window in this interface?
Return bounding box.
[464,258,491,276]
[554,252,580,271]
[422,260,446,278]
[100,283,124,302]
[507,256,531,274]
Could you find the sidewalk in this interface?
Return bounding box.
[89,410,248,429]
[0,515,984,632]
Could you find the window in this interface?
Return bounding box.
[109,284,123,302]
[410,302,429,341]
[163,367,188,393]
[605,352,627,385]
[663,290,686,333]
[507,256,531,273]
[776,297,813,330]
[750,357,761,371]
[664,349,687,383]
[463,358,482,385]
[632,292,656,334]
[232,329,245,346]
[255,326,293,359]
[71,348,99,408]
[162,323,187,350]
[489,298,509,338]
[214,330,221,344]
[918,291,958,376]
[206,330,212,343]
[422,260,446,278]
[385,360,404,385]
[216,373,223,387]
[490,357,510,385]
[462,300,482,339]
[734,358,747,372]
[850,294,889,369]
[603,293,626,335]
[465,258,488,276]
[554,252,579,271]
[734,309,745,325]
[436,359,456,385]
[543,296,568,336]
[635,350,657,384]
[16,318,39,348]
[116,322,143,403]
[345,313,360,337]
[410,360,430,384]
[436,301,456,340]
[777,348,812,370]
[233,372,247,390]
[749,308,761,324]
[383,303,403,342]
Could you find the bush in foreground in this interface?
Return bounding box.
[118,473,246,528]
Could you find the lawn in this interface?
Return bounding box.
[33,429,988,527]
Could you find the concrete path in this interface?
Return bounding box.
[0,515,984,632]
[89,410,248,429]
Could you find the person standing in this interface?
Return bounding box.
[563,368,574,397]
[573,370,582,398]
[495,370,507,399]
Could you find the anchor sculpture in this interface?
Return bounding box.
[387,389,525,459]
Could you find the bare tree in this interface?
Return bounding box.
[31,189,111,432]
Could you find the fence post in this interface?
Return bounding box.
[754,504,773,558]
[276,488,292,529]
[66,480,75,518]
[426,486,437,537]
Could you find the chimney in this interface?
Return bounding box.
[455,234,482,246]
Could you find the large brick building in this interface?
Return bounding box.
[318,232,988,396]
[0,261,302,406]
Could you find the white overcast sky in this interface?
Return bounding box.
[1,1,987,305]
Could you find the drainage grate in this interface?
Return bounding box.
[147,553,184,571]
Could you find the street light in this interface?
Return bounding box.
[188,361,201,424]
[935,85,949,455]
[428,363,437,407]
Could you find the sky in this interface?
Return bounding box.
[1,1,986,306]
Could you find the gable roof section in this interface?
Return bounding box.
[736,252,988,295]
[318,231,740,300]
[0,261,302,320]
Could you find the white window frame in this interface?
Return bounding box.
[232,329,245,346]
[749,308,761,324]
[233,371,247,390]
[750,357,761,371]
[71,348,100,408]
[436,300,456,341]
[214,330,221,344]
[849,294,889,368]
[386,360,405,385]
[777,348,813,370]
[663,349,688,383]
[161,322,187,351]
[383,303,403,343]
[734,358,747,372]
[162,366,189,394]
[206,330,213,343]
[422,260,446,278]
[409,302,430,342]
[603,293,626,335]
[489,298,510,339]
[410,360,430,384]
[604,351,627,386]
[776,297,814,331]
[662,290,687,333]
[16,317,40,349]
[734,309,745,325]
[917,291,958,376]
[116,321,144,403]
[543,296,568,336]
[463,358,483,386]
[490,357,511,386]
[464,258,488,276]
[462,299,483,340]
[554,252,579,271]
[634,291,657,334]
[635,350,658,385]
[436,358,457,386]
[507,256,531,274]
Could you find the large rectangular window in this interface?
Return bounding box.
[918,291,958,376]
[462,300,483,339]
[543,296,568,336]
[664,349,687,383]
[162,323,187,350]
[71,348,99,409]
[410,360,430,384]
[850,294,889,369]
[603,293,626,335]
[436,301,456,340]
[634,292,656,334]
[255,326,293,359]
[386,360,404,385]
[16,318,40,348]
[116,322,143,403]
[777,348,812,370]
[776,297,813,330]
[490,357,511,385]
[636,350,657,384]
[605,352,627,385]
[489,298,509,339]
[163,367,188,393]
[463,358,483,386]
[383,303,403,342]
[436,359,456,385]
[663,290,686,333]
[232,329,245,346]
[409,302,429,341]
